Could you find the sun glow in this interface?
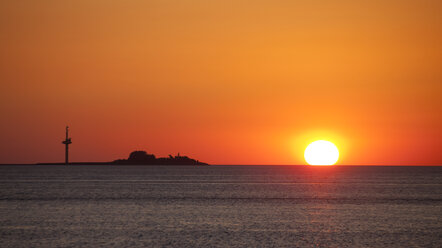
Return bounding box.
[304,140,339,166]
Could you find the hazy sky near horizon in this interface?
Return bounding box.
[0,0,441,165]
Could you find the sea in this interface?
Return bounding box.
[0,165,440,247]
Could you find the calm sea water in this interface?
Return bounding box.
[0,165,440,247]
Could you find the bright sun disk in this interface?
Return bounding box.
[304,140,339,166]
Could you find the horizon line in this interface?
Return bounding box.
[0,163,441,167]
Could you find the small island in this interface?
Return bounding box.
[32,128,209,166]
[112,150,208,166]
[34,150,208,166]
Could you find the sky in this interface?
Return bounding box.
[0,0,441,165]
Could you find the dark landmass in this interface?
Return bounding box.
[113,151,208,165]
[34,150,208,166]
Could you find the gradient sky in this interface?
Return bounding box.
[0,0,441,165]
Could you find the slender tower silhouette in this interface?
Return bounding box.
[62,126,72,165]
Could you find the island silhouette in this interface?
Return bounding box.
[35,150,208,166]
[0,127,209,166]
[113,150,208,165]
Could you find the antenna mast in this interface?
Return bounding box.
[62,126,72,164]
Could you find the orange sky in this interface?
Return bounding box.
[0,0,441,165]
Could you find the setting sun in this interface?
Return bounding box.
[304,140,339,166]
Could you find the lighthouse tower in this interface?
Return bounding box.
[62,126,72,165]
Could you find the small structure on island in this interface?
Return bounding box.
[61,126,72,165]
